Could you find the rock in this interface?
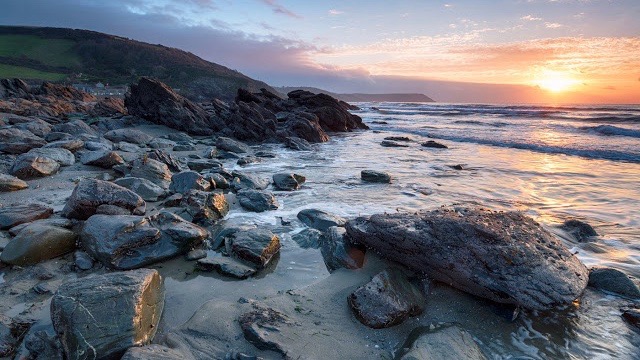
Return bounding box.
[148,149,183,172]
[291,228,322,249]
[80,150,124,168]
[179,190,229,225]
[231,172,269,191]
[130,157,173,189]
[286,90,368,132]
[280,111,329,143]
[117,141,141,153]
[7,217,72,236]
[272,173,306,191]
[361,170,391,183]
[51,269,164,360]
[187,159,223,172]
[26,147,75,166]
[223,101,278,142]
[205,173,229,189]
[9,321,63,360]
[449,164,464,170]
[81,212,208,269]
[185,249,207,261]
[51,119,97,136]
[104,128,154,145]
[0,223,77,265]
[170,171,210,193]
[13,119,51,137]
[285,136,313,151]
[237,156,261,166]
[588,268,640,299]
[320,226,365,272]
[297,209,346,231]
[197,256,257,279]
[560,219,598,242]
[125,77,216,135]
[0,203,52,230]
[0,320,18,357]
[622,309,640,331]
[45,132,73,142]
[62,179,146,220]
[216,137,251,153]
[43,138,85,152]
[399,325,487,360]
[237,189,279,212]
[114,177,167,202]
[0,78,30,98]
[10,154,60,179]
[173,144,196,151]
[0,173,28,192]
[96,204,133,215]
[348,269,426,328]
[381,140,410,148]
[74,250,94,271]
[121,344,192,360]
[384,136,413,142]
[421,140,448,149]
[225,228,280,268]
[149,138,176,149]
[208,223,257,250]
[0,128,46,154]
[346,208,589,310]
[238,304,292,355]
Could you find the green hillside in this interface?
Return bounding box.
[0,26,276,101]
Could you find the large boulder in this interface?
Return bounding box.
[62,179,146,220]
[51,119,97,136]
[81,212,208,269]
[0,203,52,230]
[320,226,365,272]
[179,190,229,226]
[26,147,75,166]
[0,128,46,154]
[272,173,306,191]
[9,154,60,179]
[51,269,164,360]
[230,171,269,191]
[80,150,124,168]
[588,267,640,299]
[170,171,211,193]
[0,223,77,265]
[287,90,368,132]
[125,77,216,135]
[346,208,589,310]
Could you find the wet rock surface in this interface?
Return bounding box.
[170,171,211,193]
[62,179,146,220]
[588,267,640,299]
[237,189,279,212]
[421,140,448,149]
[320,226,366,272]
[560,219,598,242]
[179,190,229,225]
[197,256,257,279]
[225,228,280,268]
[361,170,391,183]
[297,209,347,231]
[130,157,173,189]
[272,173,305,191]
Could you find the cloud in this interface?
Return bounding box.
[521,15,543,21]
[328,9,344,16]
[545,22,563,28]
[259,0,302,19]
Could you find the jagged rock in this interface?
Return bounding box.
[285,136,313,151]
[197,256,257,279]
[297,209,347,231]
[74,250,94,271]
[0,128,46,154]
[0,173,28,192]
[560,219,598,242]
[170,171,210,193]
[280,111,329,143]
[204,172,229,189]
[26,147,75,166]
[179,190,229,225]
[81,150,124,168]
[0,223,77,265]
[104,128,154,145]
[237,189,279,212]
[320,226,365,272]
[51,119,97,136]
[421,140,448,149]
[348,269,426,328]
[51,269,164,360]
[81,212,207,269]
[346,208,589,310]
[224,100,277,142]
[114,177,167,202]
[225,228,280,268]
[231,171,269,191]
[42,138,85,152]
[0,78,30,98]
[384,136,413,142]
[147,149,183,172]
[90,97,127,117]
[13,118,52,137]
[121,344,192,360]
[399,325,487,360]
[291,228,322,249]
[216,137,251,153]
[10,154,60,179]
[272,173,306,191]
[130,157,173,189]
[622,309,640,331]
[9,322,63,360]
[0,203,53,230]
[187,159,223,172]
[588,268,640,299]
[287,90,368,132]
[62,179,146,220]
[238,304,292,355]
[381,140,410,148]
[361,170,391,183]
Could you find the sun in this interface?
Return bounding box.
[534,70,579,93]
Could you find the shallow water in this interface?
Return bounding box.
[155,103,640,359]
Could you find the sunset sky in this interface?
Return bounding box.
[2,0,639,103]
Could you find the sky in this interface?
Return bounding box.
[2,0,639,103]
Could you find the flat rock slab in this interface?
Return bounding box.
[0,173,28,192]
[51,269,165,360]
[421,140,448,149]
[131,157,173,189]
[197,256,257,279]
[399,325,487,360]
[27,147,76,166]
[62,179,146,220]
[0,203,53,230]
[231,172,269,191]
[297,209,346,231]
[346,207,589,310]
[0,223,77,265]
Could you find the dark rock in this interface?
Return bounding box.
[238,305,292,355]
[114,177,167,202]
[10,322,63,360]
[51,269,164,360]
[216,137,251,153]
[622,309,640,331]
[272,173,306,191]
[116,141,141,153]
[449,164,464,170]
[421,140,448,149]
[225,228,280,268]
[149,138,176,149]
[381,140,410,148]
[291,228,322,249]
[205,172,230,189]
[588,268,640,299]
[0,128,46,154]
[121,344,192,360]
[361,170,391,183]
[147,149,183,172]
[51,119,97,136]
[237,189,279,212]
[81,212,208,269]
[173,144,197,151]
[209,223,257,250]
[371,120,388,124]
[0,203,52,230]
[180,190,229,225]
[130,157,173,189]
[384,136,413,142]
[104,128,154,145]
[287,91,368,132]
[346,208,589,310]
[348,269,426,328]
[187,159,223,172]
[560,219,598,242]
[186,249,207,261]
[0,78,30,98]
[0,173,28,192]
[231,172,269,191]
[0,321,18,357]
[320,226,365,272]
[197,256,257,279]
[96,204,133,215]
[170,171,211,193]
[43,138,85,152]
[0,223,77,265]
[74,250,94,271]
[297,209,347,231]
[10,154,60,179]
[255,151,276,158]
[237,156,261,166]
[166,132,193,142]
[45,132,73,142]
[285,136,313,151]
[162,193,183,207]
[62,179,146,220]
[224,100,278,142]
[80,150,124,168]
[399,325,487,360]
[13,119,52,137]
[27,147,76,166]
[280,111,329,143]
[7,217,72,236]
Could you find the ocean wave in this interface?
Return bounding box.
[452,120,510,127]
[583,125,640,138]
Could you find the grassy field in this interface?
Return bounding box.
[0,64,67,81]
[0,34,79,67]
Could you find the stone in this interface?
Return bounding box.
[560,219,598,242]
[381,140,410,148]
[51,119,97,136]
[622,309,640,331]
[173,144,197,152]
[286,90,368,132]
[170,171,210,193]
[0,173,28,192]
[104,128,154,145]
[361,170,391,183]
[0,128,46,154]
[399,325,487,360]
[74,250,94,271]
[588,267,640,299]
[238,304,292,355]
[0,224,77,265]
[216,137,251,153]
[272,173,306,191]
[26,147,75,166]
[130,157,173,189]
[117,142,141,153]
[231,172,269,191]
[209,223,257,250]
[297,209,347,232]
[348,269,426,329]
[0,203,52,230]
[205,173,229,189]
[45,132,73,142]
[291,228,322,249]
[384,136,413,142]
[62,179,146,220]
[149,138,176,149]
[185,249,207,261]
[43,139,85,152]
[51,269,164,360]
[421,140,448,149]
[197,256,257,279]
[81,150,124,168]
[179,190,229,225]
[285,136,313,151]
[81,212,208,270]
[237,189,279,212]
[9,322,63,360]
[320,226,365,272]
[225,228,280,268]
[114,177,167,202]
[187,159,223,172]
[280,111,329,143]
[237,156,261,166]
[96,204,133,215]
[10,155,60,179]
[346,208,589,310]
[121,344,192,360]
[147,149,183,172]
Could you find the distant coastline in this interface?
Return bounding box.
[277,86,435,103]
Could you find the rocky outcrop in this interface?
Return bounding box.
[51,269,164,360]
[346,208,589,310]
[62,179,146,220]
[286,90,368,132]
[0,78,30,99]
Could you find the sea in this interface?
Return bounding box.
[158,103,640,359]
